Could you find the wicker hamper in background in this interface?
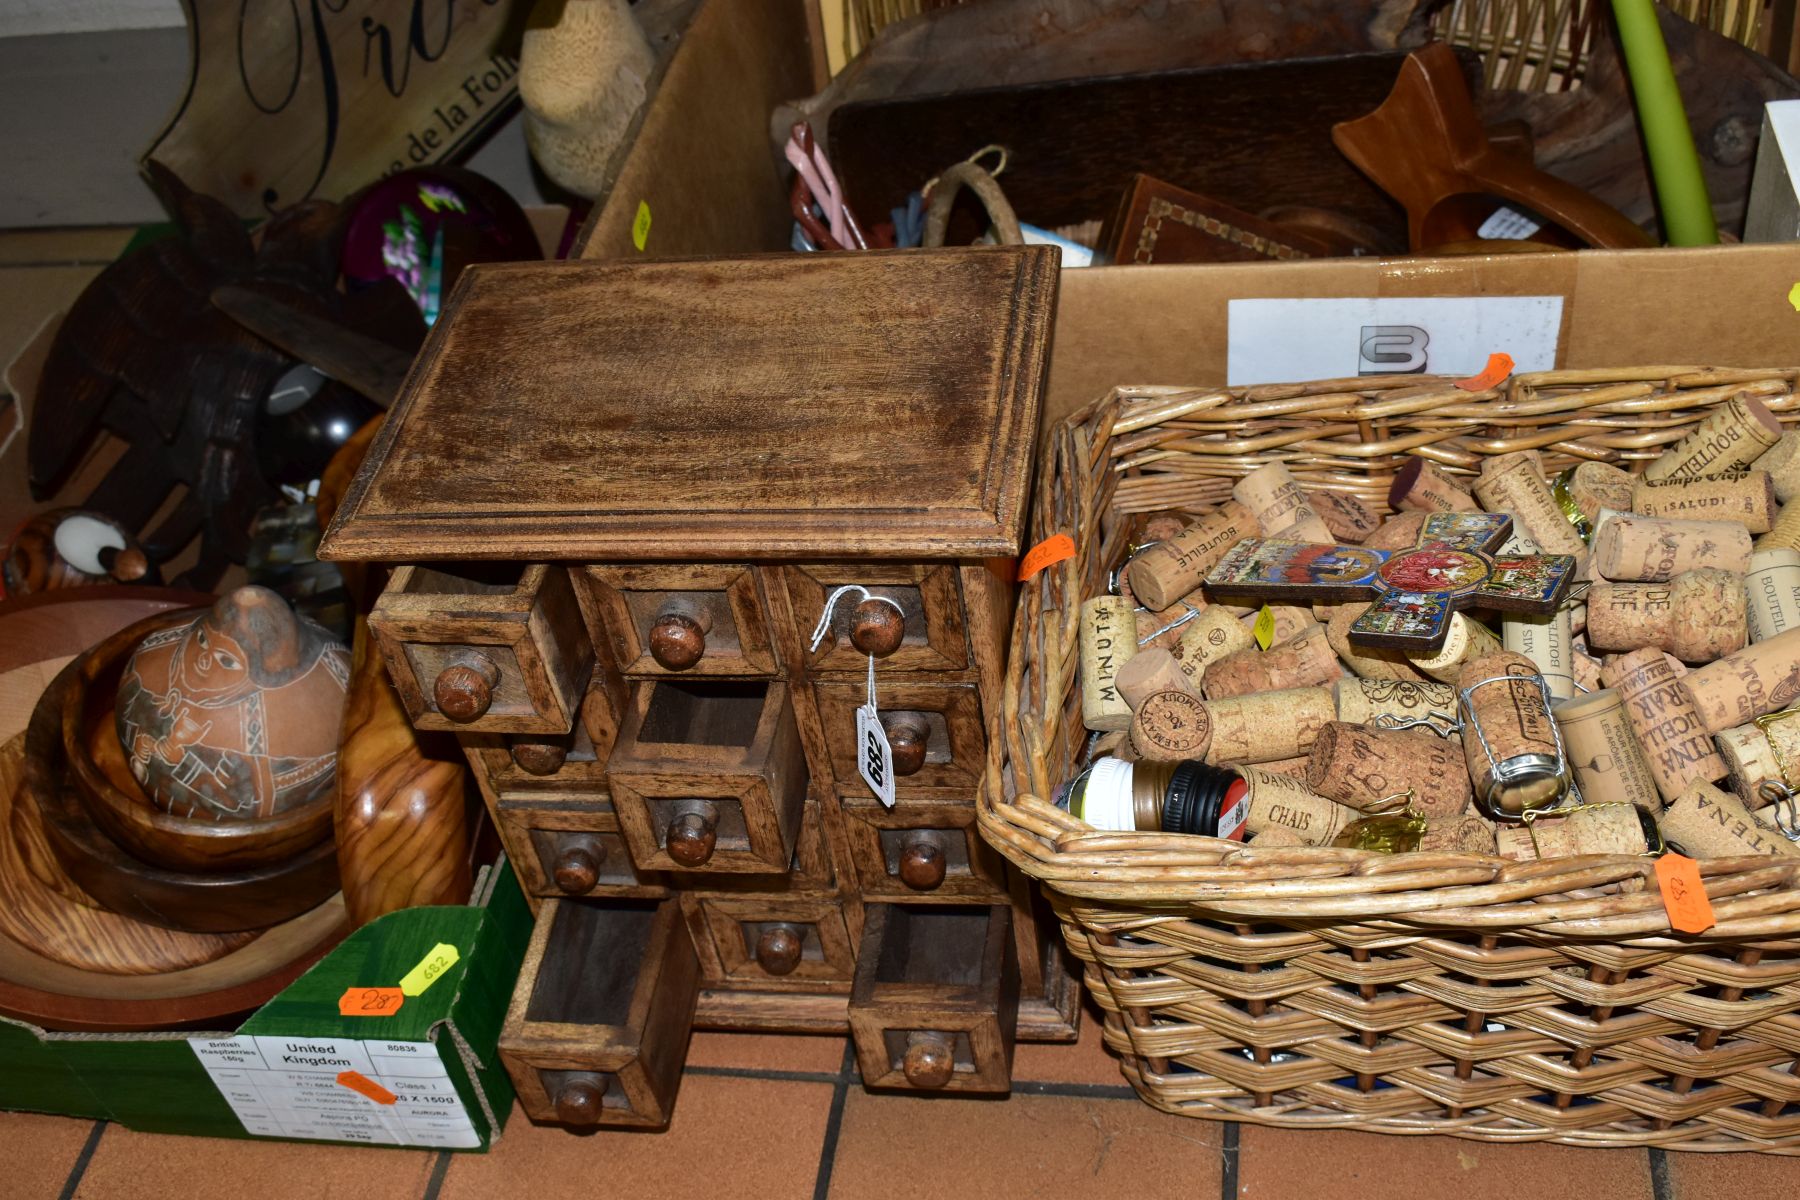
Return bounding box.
[979,367,1800,1151]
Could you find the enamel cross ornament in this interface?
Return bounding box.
[1203,512,1576,653]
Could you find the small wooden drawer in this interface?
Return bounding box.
[785,565,968,673]
[848,904,1018,1093]
[843,799,1009,902]
[578,564,778,677]
[371,563,591,734]
[496,798,668,900]
[501,897,699,1129]
[608,679,807,874]
[815,682,984,799]
[690,895,857,991]
[462,663,630,800]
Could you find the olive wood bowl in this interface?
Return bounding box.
[62,611,336,874]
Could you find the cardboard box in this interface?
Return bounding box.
[0,862,530,1150]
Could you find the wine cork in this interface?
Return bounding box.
[1388,457,1479,514]
[1234,463,1331,543]
[1502,605,1575,699]
[1332,676,1459,727]
[1249,825,1310,847]
[1203,687,1335,764]
[1755,501,1800,553]
[1203,625,1340,698]
[1756,430,1800,503]
[1170,606,1256,682]
[1713,716,1800,809]
[1473,452,1589,566]
[1304,721,1471,817]
[1128,690,1213,762]
[1135,510,1193,544]
[1080,596,1139,731]
[1407,614,1503,684]
[1745,549,1800,643]
[1115,647,1202,711]
[1421,813,1498,854]
[1494,804,1648,861]
[1678,625,1800,732]
[1566,462,1637,527]
[1125,500,1260,610]
[1239,603,1314,647]
[1585,571,1749,663]
[1591,514,1753,581]
[1642,394,1784,482]
[1325,604,1434,682]
[1256,755,1313,779]
[1239,766,1354,845]
[1571,644,1603,692]
[1663,780,1800,858]
[1630,471,1776,532]
[1460,652,1567,815]
[1362,511,1429,551]
[1601,647,1728,800]
[1553,689,1662,813]
[1309,490,1380,543]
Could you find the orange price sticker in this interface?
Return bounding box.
[337,1070,398,1106]
[1017,533,1076,581]
[1454,351,1515,392]
[1654,853,1716,934]
[338,986,405,1018]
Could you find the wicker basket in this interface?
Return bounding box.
[978,366,1800,1152]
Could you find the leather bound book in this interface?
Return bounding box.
[1097,174,1333,265]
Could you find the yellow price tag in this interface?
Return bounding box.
[398,943,461,997]
[1252,606,1276,650]
[632,200,652,252]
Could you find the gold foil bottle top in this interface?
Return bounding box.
[1332,811,1430,852]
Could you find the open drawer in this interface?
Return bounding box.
[500,897,699,1129]
[848,904,1018,1094]
[608,679,807,874]
[371,563,591,734]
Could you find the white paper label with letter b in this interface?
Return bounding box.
[856,704,896,807]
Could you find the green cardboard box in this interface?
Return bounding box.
[0,860,530,1150]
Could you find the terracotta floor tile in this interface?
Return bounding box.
[73,1124,437,1199]
[1237,1124,1652,1200]
[0,227,132,266]
[1663,1148,1800,1198]
[1011,999,1127,1088]
[826,1089,1226,1200]
[0,1111,98,1199]
[439,1076,835,1200]
[685,1030,847,1076]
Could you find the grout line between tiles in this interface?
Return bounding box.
[1219,1121,1240,1200]
[810,1042,857,1200]
[1647,1147,1672,1200]
[57,1120,107,1200]
[1009,1080,1140,1100]
[685,1065,845,1084]
[420,1150,453,1200]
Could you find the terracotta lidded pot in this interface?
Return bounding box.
[115,585,350,822]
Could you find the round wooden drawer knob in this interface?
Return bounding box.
[555,1073,607,1125]
[434,653,501,723]
[883,713,929,777]
[552,836,606,895]
[849,598,905,658]
[648,606,711,671]
[902,1033,955,1089]
[898,835,947,891]
[666,807,718,867]
[755,923,805,976]
[510,735,569,776]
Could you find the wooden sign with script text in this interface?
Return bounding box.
[145,0,528,217]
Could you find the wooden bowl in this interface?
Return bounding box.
[31,662,341,934]
[62,611,335,873]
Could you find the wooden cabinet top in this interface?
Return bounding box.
[320,247,1058,563]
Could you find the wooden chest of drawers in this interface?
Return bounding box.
[320,246,1079,1129]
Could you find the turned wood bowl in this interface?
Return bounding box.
[32,660,341,933]
[62,611,336,873]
